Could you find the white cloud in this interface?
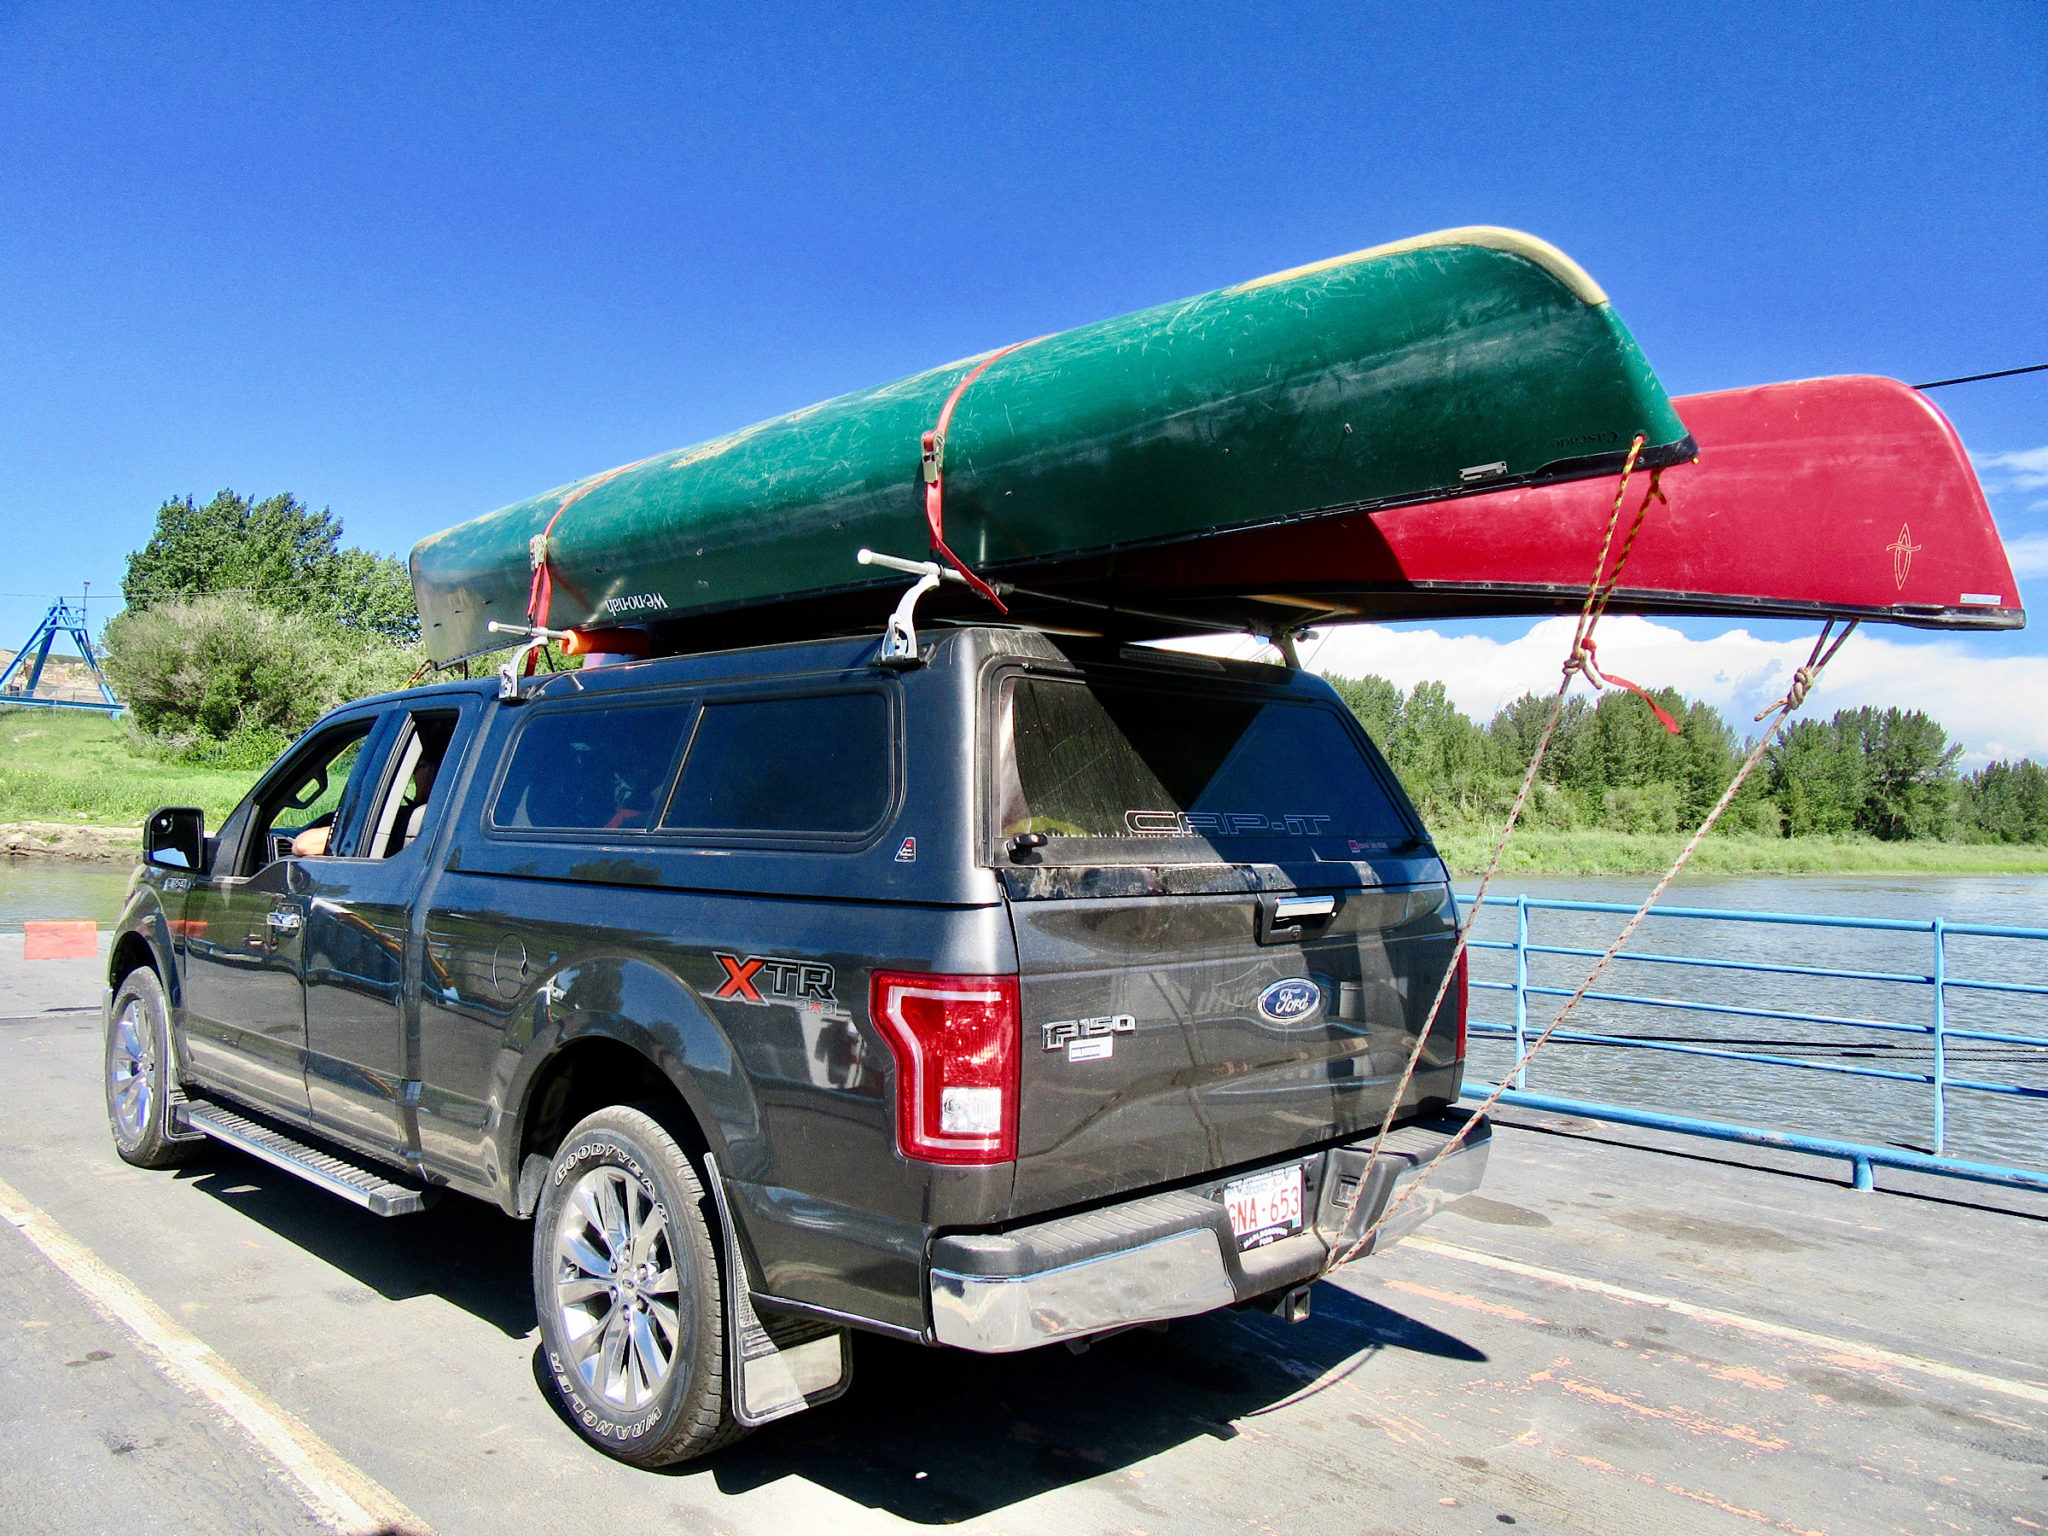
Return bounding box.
[2004,534,2048,580]
[1165,615,2048,765]
[1977,445,2048,493]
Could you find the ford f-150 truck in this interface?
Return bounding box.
[104,625,1487,1465]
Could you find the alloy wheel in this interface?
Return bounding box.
[551,1164,684,1410]
[107,1000,153,1142]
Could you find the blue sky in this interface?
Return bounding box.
[1,2,2043,737]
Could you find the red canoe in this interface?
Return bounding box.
[1009,375,2022,636]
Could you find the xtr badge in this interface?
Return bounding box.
[713,951,836,1006]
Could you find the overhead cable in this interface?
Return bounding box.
[1914,363,2048,390]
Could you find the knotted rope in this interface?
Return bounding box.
[1561,460,1680,732]
[1306,435,1658,1278]
[1324,617,1858,1272]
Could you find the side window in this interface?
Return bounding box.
[661,692,892,838]
[493,702,694,832]
[245,720,382,872]
[360,711,461,859]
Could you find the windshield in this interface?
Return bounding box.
[991,672,1417,865]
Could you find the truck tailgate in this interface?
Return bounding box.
[1007,880,1457,1215]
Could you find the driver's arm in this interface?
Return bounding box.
[290,813,336,858]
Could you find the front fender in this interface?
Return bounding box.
[111,886,180,998]
[495,951,766,1197]
[107,884,192,1080]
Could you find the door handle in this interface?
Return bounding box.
[1273,896,1336,923]
[1256,891,1338,945]
[265,910,303,933]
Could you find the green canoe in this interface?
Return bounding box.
[411,227,1691,663]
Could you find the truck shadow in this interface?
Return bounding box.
[175,1144,1486,1521]
[173,1150,538,1338]
[698,1286,1483,1521]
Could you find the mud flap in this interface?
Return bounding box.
[703,1155,852,1426]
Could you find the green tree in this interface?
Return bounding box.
[1958,760,2048,843]
[1327,673,1516,827]
[1325,673,1401,748]
[1768,718,1864,836]
[1485,692,1587,780]
[1554,688,1695,803]
[123,489,418,642]
[1321,668,1977,844]
[1387,681,1480,784]
[1387,680,1496,824]
[1852,707,1961,840]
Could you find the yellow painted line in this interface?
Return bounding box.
[0,1172,431,1535]
[1405,1235,2048,1408]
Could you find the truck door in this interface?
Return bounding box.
[299,704,473,1154]
[991,661,1461,1217]
[180,715,387,1121]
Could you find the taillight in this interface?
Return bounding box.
[869,971,1021,1164]
[1452,948,1469,1061]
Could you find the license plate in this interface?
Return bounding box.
[1223,1164,1305,1250]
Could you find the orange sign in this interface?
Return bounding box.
[24,920,98,960]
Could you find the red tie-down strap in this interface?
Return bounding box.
[921,339,1046,612]
[522,455,657,673]
[526,456,659,629]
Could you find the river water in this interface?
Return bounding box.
[5,859,2043,1173]
[1457,873,2048,1176]
[0,860,133,930]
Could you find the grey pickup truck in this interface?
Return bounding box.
[104,624,1487,1465]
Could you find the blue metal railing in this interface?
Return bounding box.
[1454,894,2048,1195]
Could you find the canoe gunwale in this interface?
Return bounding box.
[413,431,1704,670]
[1129,582,2028,633]
[411,576,2022,683]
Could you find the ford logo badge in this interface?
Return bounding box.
[1257,977,1323,1026]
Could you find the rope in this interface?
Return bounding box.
[1330,618,1859,1266]
[921,339,1046,612]
[1561,466,1680,732]
[1312,434,1655,1277]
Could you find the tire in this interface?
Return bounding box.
[104,968,190,1169]
[531,1105,742,1465]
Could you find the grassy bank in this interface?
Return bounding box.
[1433,827,2048,876]
[0,707,255,828]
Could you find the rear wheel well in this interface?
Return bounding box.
[516,1037,708,1215]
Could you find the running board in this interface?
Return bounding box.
[174,1099,428,1216]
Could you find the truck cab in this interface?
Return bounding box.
[105,625,1487,1466]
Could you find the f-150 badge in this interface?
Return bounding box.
[1042,1014,1135,1060]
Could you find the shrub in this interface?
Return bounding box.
[102,596,421,744]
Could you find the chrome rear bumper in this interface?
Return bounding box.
[929,1108,1488,1352]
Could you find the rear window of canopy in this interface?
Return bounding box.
[992,674,1415,865]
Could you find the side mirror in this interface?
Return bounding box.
[144,806,206,871]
